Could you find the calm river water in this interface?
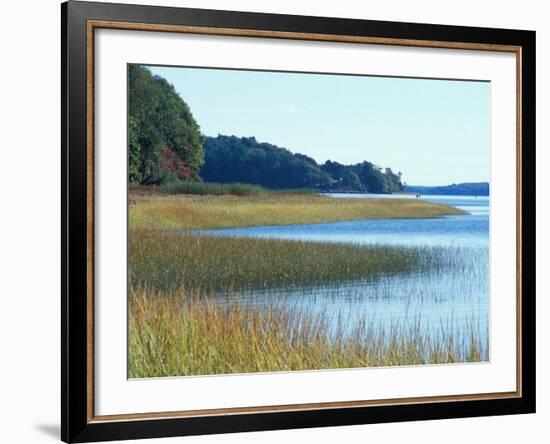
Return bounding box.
[201,194,489,345]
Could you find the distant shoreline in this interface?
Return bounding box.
[321,190,415,196]
[404,182,489,196]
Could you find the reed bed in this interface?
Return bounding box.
[128,288,488,378]
[129,230,450,292]
[127,189,483,378]
[161,180,267,196]
[129,192,464,231]
[159,180,317,196]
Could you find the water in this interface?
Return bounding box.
[198,194,489,350]
[202,194,488,248]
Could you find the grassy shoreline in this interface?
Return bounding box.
[127,188,479,378]
[129,288,488,378]
[129,230,450,292]
[129,189,465,231]
[127,229,484,377]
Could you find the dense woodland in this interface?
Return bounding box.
[202,135,403,193]
[128,65,404,193]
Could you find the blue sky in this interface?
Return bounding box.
[149,65,490,186]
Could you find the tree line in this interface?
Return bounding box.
[128,65,404,194]
[202,135,403,193]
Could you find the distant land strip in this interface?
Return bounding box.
[404,182,489,196]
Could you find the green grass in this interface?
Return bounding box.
[129,230,447,292]
[160,180,268,196]
[128,287,488,378]
[159,180,317,196]
[129,191,465,231]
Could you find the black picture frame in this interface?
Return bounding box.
[62,1,536,442]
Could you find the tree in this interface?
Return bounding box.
[128,65,204,184]
[128,116,141,183]
[201,135,332,189]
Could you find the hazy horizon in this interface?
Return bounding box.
[148,65,490,186]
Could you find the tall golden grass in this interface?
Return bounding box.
[129,191,464,231]
[128,288,487,378]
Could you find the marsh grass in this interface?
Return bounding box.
[129,230,449,292]
[159,180,318,196]
[127,189,484,378]
[129,192,465,231]
[160,180,267,196]
[128,288,488,378]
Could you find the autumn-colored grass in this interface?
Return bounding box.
[128,288,488,378]
[129,190,464,231]
[127,188,478,378]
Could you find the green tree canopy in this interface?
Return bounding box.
[201,135,403,193]
[128,65,204,184]
[201,135,332,189]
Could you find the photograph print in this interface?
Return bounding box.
[127,64,490,379]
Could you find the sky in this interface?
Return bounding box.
[149,65,490,186]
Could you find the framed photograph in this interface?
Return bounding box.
[61,1,535,442]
